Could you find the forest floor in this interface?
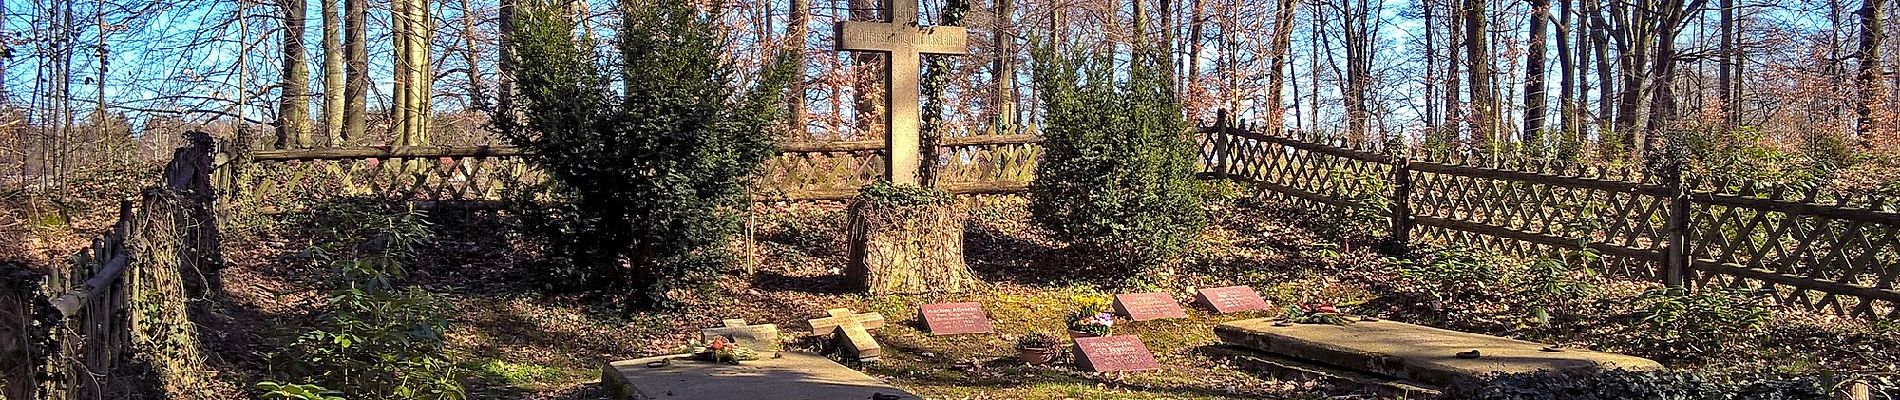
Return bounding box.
[13,182,1900,399]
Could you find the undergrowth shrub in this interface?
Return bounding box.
[1389,247,1502,310]
[506,0,795,307]
[1028,40,1205,279]
[272,201,462,400]
[1446,370,1848,400]
[1622,287,1770,359]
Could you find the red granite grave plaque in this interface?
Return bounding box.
[1192,285,1270,314]
[1072,335,1161,372]
[1112,292,1188,321]
[919,302,994,335]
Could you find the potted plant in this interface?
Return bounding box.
[1065,302,1115,338]
[1014,331,1063,365]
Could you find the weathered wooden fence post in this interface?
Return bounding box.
[1385,143,1414,255]
[1662,150,1690,288]
[165,132,224,295]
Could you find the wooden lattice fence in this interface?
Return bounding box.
[215,128,1042,208]
[1,133,222,399]
[1199,112,1900,319]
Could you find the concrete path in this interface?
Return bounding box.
[602,352,920,400]
[1215,318,1662,387]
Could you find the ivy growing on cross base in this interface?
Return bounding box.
[506,0,795,308]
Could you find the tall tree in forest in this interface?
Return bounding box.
[393,0,409,141]
[1717,0,1737,128]
[322,0,344,145]
[786,0,809,136]
[1334,0,1378,138]
[1266,0,1298,134]
[460,0,489,112]
[1636,0,1707,159]
[1464,0,1496,146]
[993,0,1015,127]
[280,0,312,149]
[1525,0,1551,148]
[498,0,518,136]
[1556,0,1582,160]
[1585,0,1611,142]
[1442,0,1463,144]
[852,0,886,139]
[344,0,367,142]
[1858,0,1888,142]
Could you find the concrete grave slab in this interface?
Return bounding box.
[1214,318,1662,387]
[602,352,921,400]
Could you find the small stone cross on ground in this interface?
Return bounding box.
[701,319,781,352]
[835,0,969,185]
[808,308,886,362]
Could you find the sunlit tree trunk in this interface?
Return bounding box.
[1266,0,1298,134]
[1464,0,1495,147]
[1860,0,1889,143]
[1525,0,1550,148]
[322,0,344,146]
[279,0,313,149]
[343,0,367,143]
[787,0,810,137]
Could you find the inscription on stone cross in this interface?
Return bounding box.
[1193,286,1271,314]
[808,308,887,361]
[835,0,969,185]
[1072,335,1161,372]
[919,302,993,335]
[700,318,781,352]
[1113,292,1188,321]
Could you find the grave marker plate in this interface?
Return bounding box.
[919,302,993,335]
[1113,292,1188,321]
[1072,335,1161,372]
[1193,286,1270,314]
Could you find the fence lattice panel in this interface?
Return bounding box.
[1201,118,1899,319]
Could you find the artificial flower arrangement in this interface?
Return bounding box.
[1065,298,1116,337]
[1280,302,1352,326]
[679,336,759,364]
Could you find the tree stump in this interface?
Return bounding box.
[845,197,977,294]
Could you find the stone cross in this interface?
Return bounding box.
[807,308,886,361]
[835,0,969,185]
[700,318,781,352]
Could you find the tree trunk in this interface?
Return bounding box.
[459,0,489,113]
[1464,0,1495,146]
[1525,0,1551,147]
[1188,0,1203,92]
[1587,0,1612,147]
[392,0,410,142]
[343,0,367,143]
[1443,0,1463,144]
[846,200,977,295]
[787,0,810,137]
[993,0,1014,127]
[322,0,344,146]
[1266,0,1298,134]
[497,0,517,136]
[1556,0,1578,160]
[1717,0,1735,128]
[280,0,313,150]
[852,0,887,140]
[1860,0,1889,142]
